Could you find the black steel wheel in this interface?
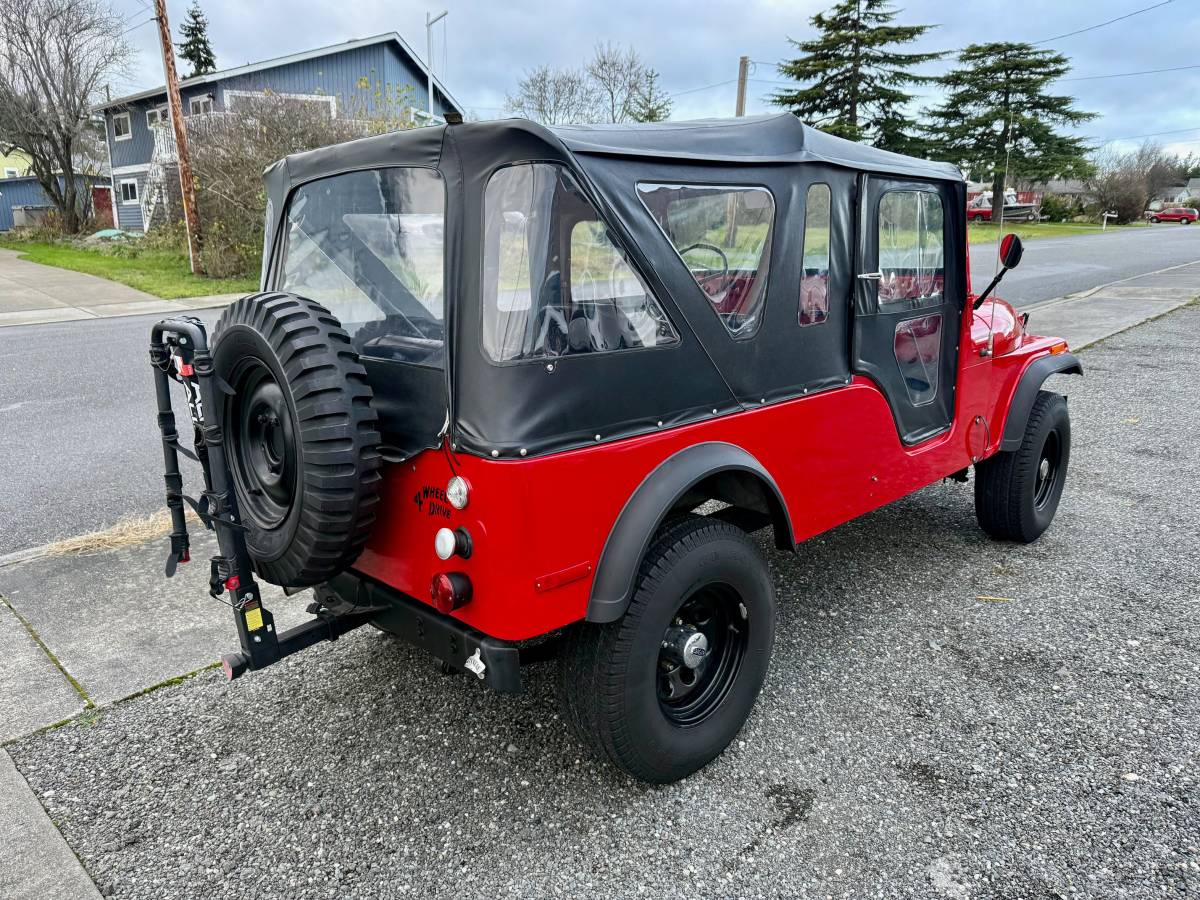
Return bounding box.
[558,515,776,783]
[212,292,381,587]
[974,390,1071,543]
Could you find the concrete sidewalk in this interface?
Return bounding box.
[1018,259,1200,350]
[0,261,1196,899]
[0,248,240,327]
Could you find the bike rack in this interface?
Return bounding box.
[149,316,372,680]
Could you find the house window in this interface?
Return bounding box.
[799,183,831,327]
[119,179,139,204]
[146,106,168,127]
[112,112,132,141]
[188,95,214,116]
[3,168,18,178]
[637,182,775,340]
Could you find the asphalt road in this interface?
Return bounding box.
[0,224,1196,555]
[8,304,1199,899]
[967,221,1198,307]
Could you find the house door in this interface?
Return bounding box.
[853,175,960,445]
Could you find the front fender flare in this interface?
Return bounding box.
[586,442,793,624]
[999,352,1083,451]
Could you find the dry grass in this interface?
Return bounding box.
[42,508,198,557]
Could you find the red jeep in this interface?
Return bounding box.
[150,115,1080,783]
[1147,207,1198,224]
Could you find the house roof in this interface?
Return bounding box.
[95,32,462,114]
[1186,177,1200,195]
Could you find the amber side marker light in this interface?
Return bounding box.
[1050,341,1069,355]
[431,572,472,614]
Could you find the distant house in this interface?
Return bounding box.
[1,148,32,179]
[1153,183,1191,206]
[95,32,464,232]
[0,174,109,232]
[1186,177,1200,201]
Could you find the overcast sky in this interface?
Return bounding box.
[113,0,1200,156]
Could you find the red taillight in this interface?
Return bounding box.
[225,575,241,592]
[179,362,194,377]
[430,572,472,614]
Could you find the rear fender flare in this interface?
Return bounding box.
[586,442,793,623]
[998,352,1083,451]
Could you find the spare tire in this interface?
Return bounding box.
[211,292,381,587]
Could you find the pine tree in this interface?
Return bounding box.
[770,0,943,145]
[176,2,216,78]
[629,69,672,123]
[924,43,1095,214]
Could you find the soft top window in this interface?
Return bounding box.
[276,167,446,367]
[877,190,944,307]
[482,163,678,363]
[637,183,775,340]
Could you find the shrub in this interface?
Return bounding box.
[1038,194,1079,223]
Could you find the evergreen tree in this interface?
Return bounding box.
[770,0,942,145]
[924,43,1095,213]
[176,2,216,78]
[629,69,672,123]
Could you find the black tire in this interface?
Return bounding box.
[212,292,381,586]
[974,390,1070,543]
[558,515,776,783]
[1150,216,1160,223]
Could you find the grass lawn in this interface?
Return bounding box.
[0,239,258,299]
[967,220,1147,245]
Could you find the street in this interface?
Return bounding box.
[967,222,1198,306]
[5,303,1198,899]
[1,225,1197,556]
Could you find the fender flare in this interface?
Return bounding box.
[586,442,794,624]
[999,352,1083,451]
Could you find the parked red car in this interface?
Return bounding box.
[149,116,1081,783]
[1147,207,1198,224]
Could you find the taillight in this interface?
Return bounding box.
[430,572,472,614]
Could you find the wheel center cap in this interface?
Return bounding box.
[663,626,709,669]
[1039,458,1050,481]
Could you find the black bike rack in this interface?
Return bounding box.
[149,316,372,680]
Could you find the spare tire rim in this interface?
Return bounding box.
[657,582,748,727]
[227,359,297,529]
[1034,431,1061,510]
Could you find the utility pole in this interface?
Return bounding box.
[153,0,201,272]
[426,9,448,117]
[735,55,749,117]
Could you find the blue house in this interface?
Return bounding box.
[96,31,463,232]
[0,174,108,232]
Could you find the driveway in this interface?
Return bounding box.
[0,248,238,327]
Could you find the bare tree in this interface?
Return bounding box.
[1088,141,1182,223]
[587,42,645,124]
[0,0,131,233]
[505,65,599,125]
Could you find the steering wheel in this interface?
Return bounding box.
[530,304,569,356]
[679,242,731,299]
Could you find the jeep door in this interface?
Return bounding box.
[852,175,965,445]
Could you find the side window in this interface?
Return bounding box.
[637,183,774,339]
[799,183,831,326]
[482,163,678,363]
[878,190,944,306]
[894,313,942,406]
[277,167,446,367]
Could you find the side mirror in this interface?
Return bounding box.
[999,233,1024,270]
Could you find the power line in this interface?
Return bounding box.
[1060,63,1200,82]
[672,79,734,100]
[120,15,158,35]
[1033,0,1175,44]
[1089,125,1200,145]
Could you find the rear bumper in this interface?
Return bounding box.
[325,570,523,693]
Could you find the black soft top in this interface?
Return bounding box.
[260,116,966,459]
[549,115,962,181]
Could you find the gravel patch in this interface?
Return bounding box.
[9,307,1200,899]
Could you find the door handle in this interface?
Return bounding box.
[857,271,883,281]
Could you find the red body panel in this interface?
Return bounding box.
[355,294,1059,643]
